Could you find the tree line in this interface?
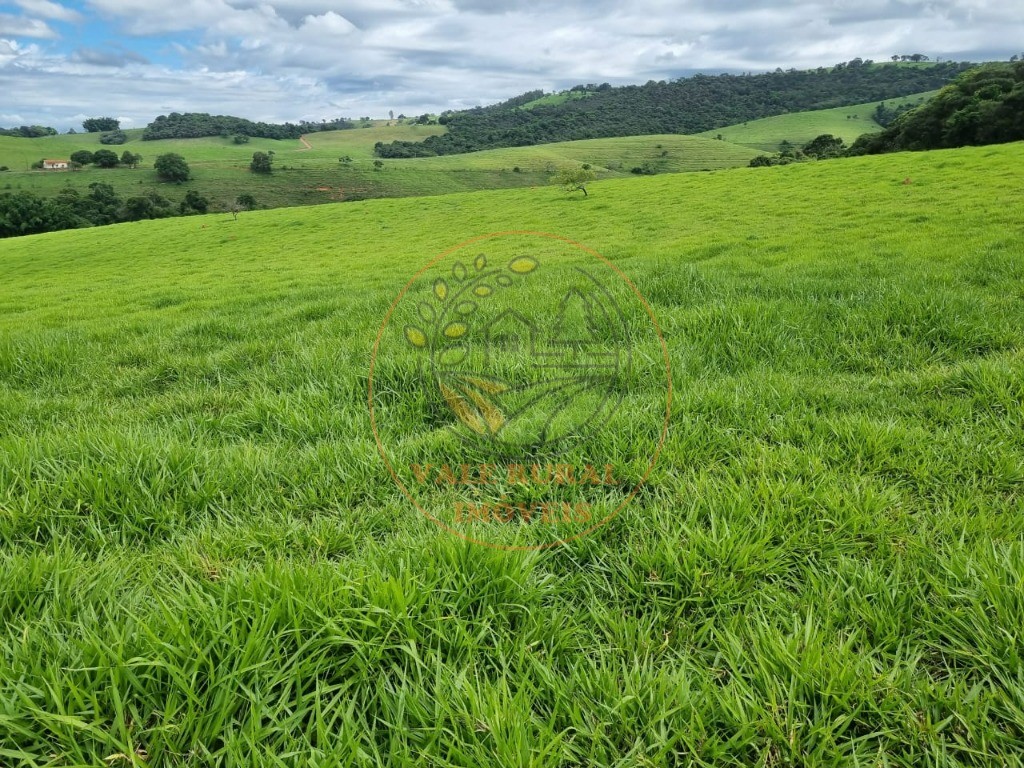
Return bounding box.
[0,125,57,138]
[847,61,1024,154]
[0,150,270,238]
[141,113,356,141]
[0,184,223,238]
[746,62,1024,167]
[374,60,975,158]
[0,181,259,239]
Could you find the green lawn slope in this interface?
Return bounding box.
[1,142,1023,765]
[0,129,756,210]
[697,91,936,151]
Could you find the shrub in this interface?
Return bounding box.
[99,130,127,145]
[154,153,191,183]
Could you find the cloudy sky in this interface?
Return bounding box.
[0,0,1021,130]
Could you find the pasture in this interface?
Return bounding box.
[697,91,936,151]
[0,141,1023,765]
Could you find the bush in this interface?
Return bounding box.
[235,193,257,210]
[92,150,120,168]
[180,190,208,215]
[99,130,128,145]
[232,134,250,144]
[250,151,273,174]
[82,117,120,133]
[154,153,191,183]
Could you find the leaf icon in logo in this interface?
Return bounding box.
[444,322,467,338]
[509,256,538,274]
[434,279,448,300]
[405,325,428,348]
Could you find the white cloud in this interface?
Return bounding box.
[14,0,82,23]
[0,13,58,38]
[299,10,357,35]
[0,0,1022,130]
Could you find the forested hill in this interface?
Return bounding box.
[848,61,1024,154]
[375,60,974,157]
[142,113,356,140]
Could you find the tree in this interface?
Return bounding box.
[389,110,394,120]
[154,153,191,183]
[232,134,250,144]
[83,117,120,133]
[373,159,384,171]
[554,166,596,196]
[99,130,127,145]
[86,182,121,224]
[121,151,142,168]
[70,150,94,166]
[802,134,846,158]
[124,195,157,221]
[180,190,208,215]
[92,149,120,168]
[250,151,273,173]
[236,193,257,210]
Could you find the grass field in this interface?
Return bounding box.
[0,126,756,211]
[1,141,1024,765]
[517,90,594,109]
[696,91,936,151]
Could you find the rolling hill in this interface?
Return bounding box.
[0,126,757,214]
[1,141,1023,765]
[696,91,936,151]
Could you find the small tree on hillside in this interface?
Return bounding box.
[70,150,94,166]
[250,151,273,174]
[92,149,120,168]
[154,153,191,183]
[802,134,846,159]
[180,189,208,215]
[121,151,142,168]
[554,166,596,196]
[83,117,120,133]
[236,193,257,210]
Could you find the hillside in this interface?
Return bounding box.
[0,129,756,231]
[1,142,1023,764]
[696,91,936,151]
[375,60,973,157]
[851,60,1024,154]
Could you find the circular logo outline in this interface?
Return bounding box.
[368,230,673,550]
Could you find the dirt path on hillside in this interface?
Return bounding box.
[298,135,312,150]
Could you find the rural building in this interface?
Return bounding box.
[42,159,69,170]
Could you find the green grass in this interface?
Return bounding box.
[0,130,756,211]
[1,141,1024,765]
[518,90,594,109]
[697,91,936,151]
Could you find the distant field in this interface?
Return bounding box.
[0,127,757,210]
[1,142,1023,765]
[697,91,936,151]
[518,90,594,109]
